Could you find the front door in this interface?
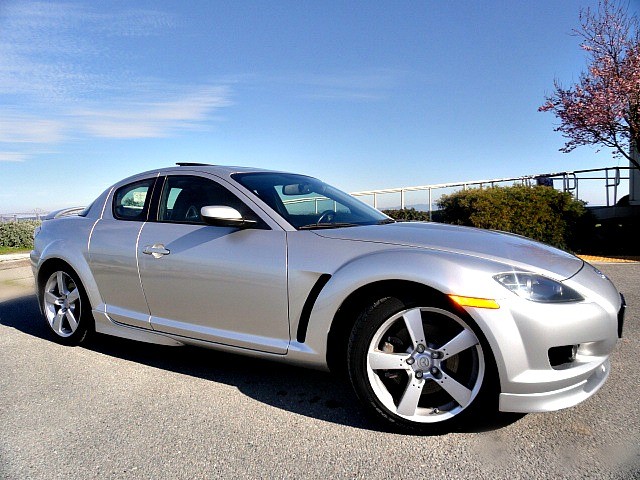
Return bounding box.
[137,175,289,354]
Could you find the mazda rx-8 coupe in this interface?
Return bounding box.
[31,163,625,433]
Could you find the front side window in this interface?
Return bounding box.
[113,178,155,221]
[233,172,392,229]
[158,175,259,225]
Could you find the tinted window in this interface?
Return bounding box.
[158,175,258,225]
[113,178,155,221]
[233,172,391,229]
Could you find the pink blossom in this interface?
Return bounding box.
[539,0,640,169]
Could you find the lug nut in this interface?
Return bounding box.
[415,370,424,379]
[431,351,441,359]
[430,367,439,376]
[416,344,426,353]
[406,357,415,365]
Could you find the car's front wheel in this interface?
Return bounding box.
[347,296,493,433]
[41,268,92,345]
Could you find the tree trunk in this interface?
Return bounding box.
[630,140,640,205]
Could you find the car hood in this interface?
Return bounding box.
[312,222,584,279]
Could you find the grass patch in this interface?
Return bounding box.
[0,246,31,255]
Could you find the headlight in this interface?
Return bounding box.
[493,272,583,303]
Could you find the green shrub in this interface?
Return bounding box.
[436,186,589,250]
[383,208,431,222]
[0,220,41,249]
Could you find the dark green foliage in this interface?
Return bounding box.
[436,186,589,250]
[383,208,431,222]
[0,220,41,249]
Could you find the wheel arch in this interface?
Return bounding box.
[37,258,80,305]
[297,248,506,370]
[326,279,452,376]
[36,248,103,315]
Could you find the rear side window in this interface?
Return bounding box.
[113,178,155,221]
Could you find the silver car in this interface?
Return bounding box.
[31,164,625,433]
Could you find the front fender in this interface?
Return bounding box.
[297,248,512,368]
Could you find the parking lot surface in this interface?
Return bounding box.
[0,263,638,479]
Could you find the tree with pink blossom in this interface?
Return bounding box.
[539,0,640,170]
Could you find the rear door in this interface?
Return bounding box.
[88,175,159,329]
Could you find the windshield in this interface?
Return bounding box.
[232,172,393,229]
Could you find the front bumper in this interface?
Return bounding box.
[465,264,621,413]
[499,359,609,413]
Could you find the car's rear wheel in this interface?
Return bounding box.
[42,268,91,345]
[347,296,493,433]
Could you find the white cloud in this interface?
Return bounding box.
[0,85,231,147]
[0,3,231,151]
[0,2,176,101]
[267,70,406,102]
[74,86,232,139]
[0,152,28,162]
[0,114,66,143]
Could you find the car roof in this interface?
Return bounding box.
[109,164,318,193]
[132,163,314,180]
[165,164,284,176]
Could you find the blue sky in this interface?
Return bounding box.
[1,0,636,212]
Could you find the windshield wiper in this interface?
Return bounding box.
[298,222,360,230]
[377,219,396,224]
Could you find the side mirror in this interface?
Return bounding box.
[200,206,258,228]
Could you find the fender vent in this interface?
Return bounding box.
[296,274,332,343]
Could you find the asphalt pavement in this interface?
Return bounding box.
[0,262,638,479]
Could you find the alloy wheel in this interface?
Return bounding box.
[365,306,485,423]
[43,271,82,338]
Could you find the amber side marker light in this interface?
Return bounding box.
[449,295,500,309]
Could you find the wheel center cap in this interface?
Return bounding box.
[416,355,431,369]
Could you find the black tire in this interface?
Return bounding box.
[40,267,93,346]
[347,295,497,434]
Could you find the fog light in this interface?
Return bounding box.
[548,344,578,368]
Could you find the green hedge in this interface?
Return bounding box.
[0,220,41,249]
[382,208,431,222]
[436,186,589,250]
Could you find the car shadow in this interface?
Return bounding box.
[0,293,525,435]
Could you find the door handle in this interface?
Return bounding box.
[142,244,170,259]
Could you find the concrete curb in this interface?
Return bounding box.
[0,253,31,270]
[0,252,30,263]
[578,255,640,264]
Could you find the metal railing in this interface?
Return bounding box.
[0,166,632,222]
[0,210,47,223]
[281,196,337,214]
[350,166,632,219]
